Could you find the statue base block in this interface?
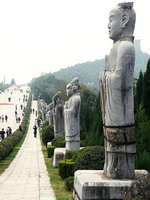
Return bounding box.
[73,170,148,200]
[52,148,66,167]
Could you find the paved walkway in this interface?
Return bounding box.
[0,100,56,200]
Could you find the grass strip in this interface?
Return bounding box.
[41,139,73,200]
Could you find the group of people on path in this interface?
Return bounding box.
[0,115,8,123]
[0,127,12,140]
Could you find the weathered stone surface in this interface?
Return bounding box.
[64,78,81,150]
[73,170,148,200]
[52,148,66,167]
[53,91,64,137]
[49,101,54,125]
[99,2,136,179]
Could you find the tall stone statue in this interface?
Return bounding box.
[64,78,81,150]
[53,91,64,137]
[100,2,136,179]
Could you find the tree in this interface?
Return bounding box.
[10,78,16,85]
[135,71,143,108]
[143,58,150,118]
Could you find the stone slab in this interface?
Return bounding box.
[53,148,66,167]
[73,170,148,200]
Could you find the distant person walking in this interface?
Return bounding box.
[15,110,17,116]
[6,127,9,137]
[5,115,8,122]
[2,115,4,122]
[9,127,12,134]
[19,125,22,132]
[33,124,37,137]
[0,129,5,140]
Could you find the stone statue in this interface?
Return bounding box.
[41,101,47,122]
[53,91,64,137]
[100,2,136,179]
[49,101,54,125]
[64,78,81,150]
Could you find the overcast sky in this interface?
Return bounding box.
[0,0,150,84]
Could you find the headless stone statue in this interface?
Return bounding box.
[100,2,136,179]
[64,78,81,150]
[53,91,64,137]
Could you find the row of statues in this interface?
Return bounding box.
[40,1,136,181]
[39,78,81,151]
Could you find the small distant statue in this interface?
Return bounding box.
[53,91,64,137]
[42,102,47,122]
[100,2,136,179]
[64,78,81,150]
[49,101,54,125]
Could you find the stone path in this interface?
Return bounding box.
[0,100,56,200]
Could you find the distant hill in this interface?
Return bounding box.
[53,40,150,90]
[30,73,66,104]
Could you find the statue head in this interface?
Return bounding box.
[108,2,136,42]
[53,91,63,106]
[66,77,80,97]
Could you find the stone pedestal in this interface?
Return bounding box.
[73,170,148,200]
[53,148,66,167]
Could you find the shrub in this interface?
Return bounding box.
[65,176,74,191]
[74,146,105,171]
[47,146,55,158]
[65,149,83,161]
[135,152,150,172]
[59,159,75,179]
[51,136,65,147]
[41,125,54,145]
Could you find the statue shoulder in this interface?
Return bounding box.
[118,41,135,54]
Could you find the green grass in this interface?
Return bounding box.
[41,142,73,200]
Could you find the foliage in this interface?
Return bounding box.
[51,136,65,147]
[135,152,150,172]
[30,73,66,104]
[65,177,74,191]
[135,71,143,110]
[47,146,55,158]
[74,146,105,171]
[41,125,54,146]
[0,82,10,92]
[143,58,150,118]
[135,105,150,171]
[65,149,83,161]
[59,159,75,179]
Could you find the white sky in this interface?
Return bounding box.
[0,0,150,84]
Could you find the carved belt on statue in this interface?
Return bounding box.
[103,124,136,145]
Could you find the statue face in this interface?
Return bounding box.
[108,7,123,41]
[66,84,74,97]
